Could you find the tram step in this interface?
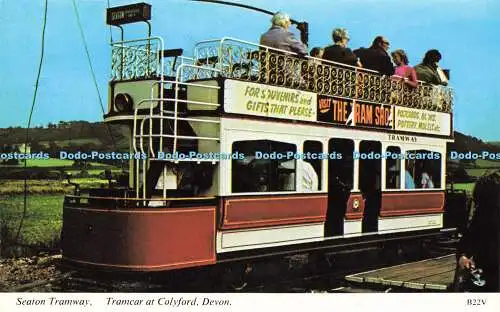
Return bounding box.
[434,239,460,246]
[331,286,385,293]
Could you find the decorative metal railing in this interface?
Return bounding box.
[111,37,164,80]
[163,55,195,78]
[110,36,453,112]
[193,38,453,113]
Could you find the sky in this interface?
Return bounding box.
[0,0,499,140]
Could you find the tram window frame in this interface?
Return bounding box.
[303,140,323,191]
[231,140,297,193]
[385,146,402,190]
[404,149,442,190]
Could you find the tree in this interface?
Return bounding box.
[0,144,20,165]
[48,141,59,157]
[29,140,43,153]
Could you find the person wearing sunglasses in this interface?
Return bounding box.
[354,36,395,76]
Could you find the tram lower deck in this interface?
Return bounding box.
[62,115,452,271]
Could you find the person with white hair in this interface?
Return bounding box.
[323,28,360,67]
[260,12,307,55]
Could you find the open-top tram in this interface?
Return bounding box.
[61,3,457,273]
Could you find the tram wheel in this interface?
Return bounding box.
[221,263,252,291]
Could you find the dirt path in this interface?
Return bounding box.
[0,254,61,291]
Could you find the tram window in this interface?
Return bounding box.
[232,140,296,193]
[303,141,322,191]
[329,138,354,190]
[405,150,442,189]
[386,146,401,189]
[359,141,382,193]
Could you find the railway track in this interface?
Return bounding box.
[243,234,459,292]
[3,233,458,293]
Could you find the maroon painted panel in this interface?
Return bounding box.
[221,195,328,229]
[62,206,216,271]
[345,193,364,220]
[380,192,445,217]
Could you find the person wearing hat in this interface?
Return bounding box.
[322,28,361,67]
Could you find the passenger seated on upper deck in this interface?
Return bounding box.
[305,48,324,82]
[308,47,324,67]
[391,49,418,88]
[354,36,395,76]
[322,28,361,67]
[310,47,324,59]
[260,12,307,56]
[414,49,448,86]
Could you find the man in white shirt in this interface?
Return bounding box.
[302,161,319,191]
[280,160,319,191]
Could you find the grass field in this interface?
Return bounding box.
[1,158,112,168]
[474,158,500,168]
[1,158,73,168]
[0,194,63,246]
[39,138,101,147]
[25,158,74,167]
[25,158,110,168]
[65,168,122,175]
[448,182,475,195]
[466,168,499,178]
[0,176,112,250]
[0,178,108,196]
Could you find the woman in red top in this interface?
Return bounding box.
[391,49,418,88]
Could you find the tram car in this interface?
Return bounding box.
[61,3,459,273]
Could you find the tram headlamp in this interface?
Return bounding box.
[114,93,133,113]
[352,199,360,211]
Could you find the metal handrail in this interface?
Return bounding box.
[192,37,453,113]
[130,60,222,198]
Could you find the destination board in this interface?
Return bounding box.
[106,3,151,26]
[224,80,317,122]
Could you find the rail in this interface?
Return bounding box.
[64,194,217,209]
[164,55,195,78]
[128,59,221,198]
[193,37,453,113]
[110,37,164,80]
[110,36,453,113]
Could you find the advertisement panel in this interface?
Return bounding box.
[224,80,317,122]
[395,106,451,136]
[318,95,392,129]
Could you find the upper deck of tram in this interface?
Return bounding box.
[109,36,454,138]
